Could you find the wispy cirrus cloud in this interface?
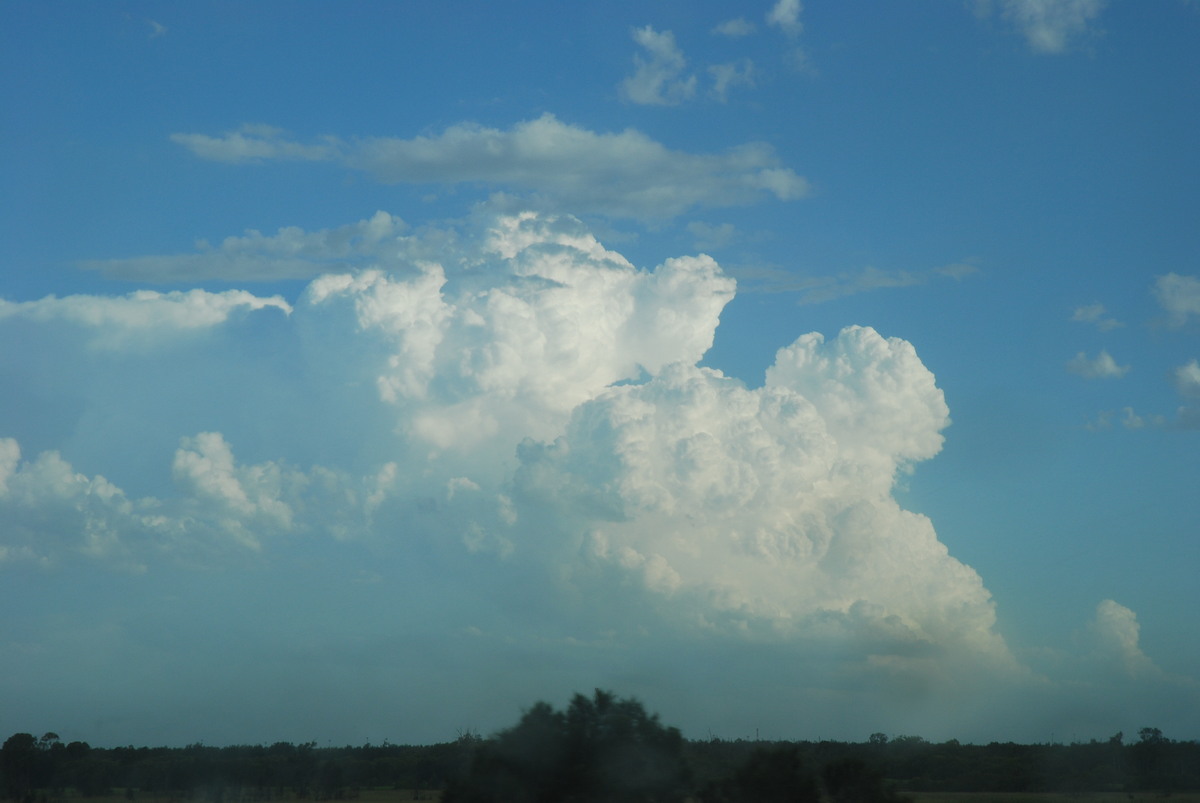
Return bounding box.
[172,116,808,219]
[738,261,979,303]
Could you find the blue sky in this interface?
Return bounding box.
[2,0,1199,747]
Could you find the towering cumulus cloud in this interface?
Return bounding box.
[301,212,736,462]
[1,210,1019,738]
[295,211,1007,669]
[514,328,1004,659]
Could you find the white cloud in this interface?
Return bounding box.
[4,211,1007,661]
[172,432,298,549]
[513,325,1013,669]
[708,59,755,102]
[1087,600,1159,678]
[0,437,18,495]
[1170,360,1200,430]
[620,26,697,106]
[172,116,809,219]
[0,430,385,565]
[992,0,1107,53]
[80,211,406,282]
[1150,276,1200,428]
[1066,349,1129,379]
[170,124,338,163]
[305,211,736,456]
[1085,406,1162,430]
[1122,407,1149,429]
[767,326,951,476]
[1070,302,1122,331]
[1016,600,1200,732]
[1173,359,1200,398]
[0,438,162,569]
[0,289,291,349]
[713,18,756,37]
[1154,272,1200,327]
[767,0,804,37]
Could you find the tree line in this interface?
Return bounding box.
[4,693,1198,802]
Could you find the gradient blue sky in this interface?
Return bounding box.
[2,0,1199,748]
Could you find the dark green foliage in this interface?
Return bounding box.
[698,744,819,803]
[1129,725,1196,791]
[3,717,1200,799]
[1,734,38,799]
[820,757,909,803]
[442,689,691,803]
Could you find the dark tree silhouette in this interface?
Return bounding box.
[1130,726,1179,791]
[443,689,690,803]
[1,733,38,800]
[698,744,819,803]
[2,722,1199,797]
[820,756,910,803]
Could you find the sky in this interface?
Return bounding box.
[2,0,1199,748]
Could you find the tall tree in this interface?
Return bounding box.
[698,744,820,803]
[444,689,690,803]
[1,733,38,800]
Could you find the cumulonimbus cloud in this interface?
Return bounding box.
[171,116,809,219]
[1,211,1002,664]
